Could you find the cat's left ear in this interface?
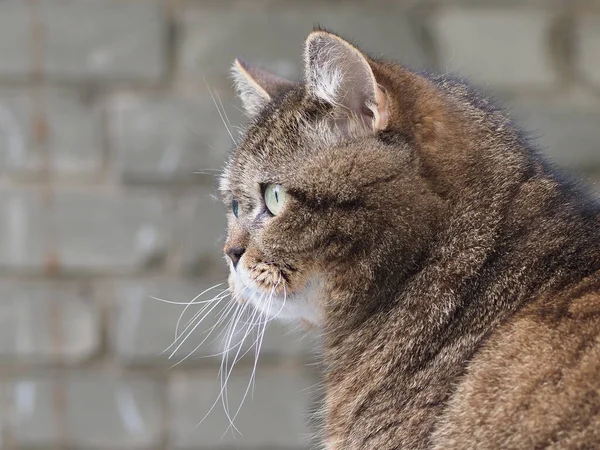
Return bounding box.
[231,58,297,116]
[304,31,389,131]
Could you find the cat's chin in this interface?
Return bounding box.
[230,265,324,327]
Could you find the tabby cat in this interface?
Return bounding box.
[220,29,600,449]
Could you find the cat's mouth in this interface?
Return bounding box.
[229,262,324,326]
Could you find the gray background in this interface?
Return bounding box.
[0,0,598,449]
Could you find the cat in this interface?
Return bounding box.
[220,29,600,449]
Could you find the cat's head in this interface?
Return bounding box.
[220,30,518,327]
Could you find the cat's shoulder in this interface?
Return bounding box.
[433,272,600,448]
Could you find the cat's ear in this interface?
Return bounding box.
[304,31,389,131]
[231,58,296,116]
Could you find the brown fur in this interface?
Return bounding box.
[221,30,600,449]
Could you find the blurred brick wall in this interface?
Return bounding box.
[0,1,598,449]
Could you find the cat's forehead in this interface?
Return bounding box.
[226,89,324,183]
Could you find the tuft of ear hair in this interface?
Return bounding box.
[230,58,297,116]
[304,30,389,131]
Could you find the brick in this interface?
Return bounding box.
[0,90,33,173]
[0,283,99,363]
[170,368,315,449]
[41,0,166,82]
[178,4,432,80]
[110,92,243,183]
[44,89,103,174]
[6,378,59,446]
[53,192,170,274]
[7,374,164,449]
[0,88,102,176]
[577,15,600,87]
[0,0,165,82]
[0,190,46,272]
[113,279,313,366]
[176,190,227,274]
[0,1,29,77]
[430,9,559,88]
[508,96,600,171]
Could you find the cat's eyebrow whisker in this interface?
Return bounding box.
[193,169,222,176]
[204,78,237,146]
[232,104,246,116]
[300,379,326,395]
[214,89,234,131]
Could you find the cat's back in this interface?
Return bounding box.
[433,271,600,449]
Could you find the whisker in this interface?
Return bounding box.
[175,283,225,339]
[214,90,234,131]
[196,276,291,436]
[181,289,230,332]
[160,290,230,356]
[151,295,220,306]
[198,297,253,433]
[227,279,281,429]
[167,292,230,359]
[170,295,239,367]
[219,289,265,432]
[193,169,222,176]
[159,289,229,356]
[204,78,237,145]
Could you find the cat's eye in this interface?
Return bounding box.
[264,184,287,216]
[232,199,239,218]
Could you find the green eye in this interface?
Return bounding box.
[232,199,239,218]
[264,184,287,216]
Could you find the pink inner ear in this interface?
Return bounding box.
[373,85,390,131]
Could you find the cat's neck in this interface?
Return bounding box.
[325,172,600,351]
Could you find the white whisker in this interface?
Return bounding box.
[215,90,234,131]
[219,288,266,433]
[204,78,237,146]
[169,295,237,368]
[174,283,225,339]
[167,291,230,360]
[226,278,283,430]
[181,289,230,334]
[160,289,230,355]
[195,297,251,433]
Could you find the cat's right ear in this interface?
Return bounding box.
[231,58,296,117]
[303,31,389,131]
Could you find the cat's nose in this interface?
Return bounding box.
[225,245,245,269]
